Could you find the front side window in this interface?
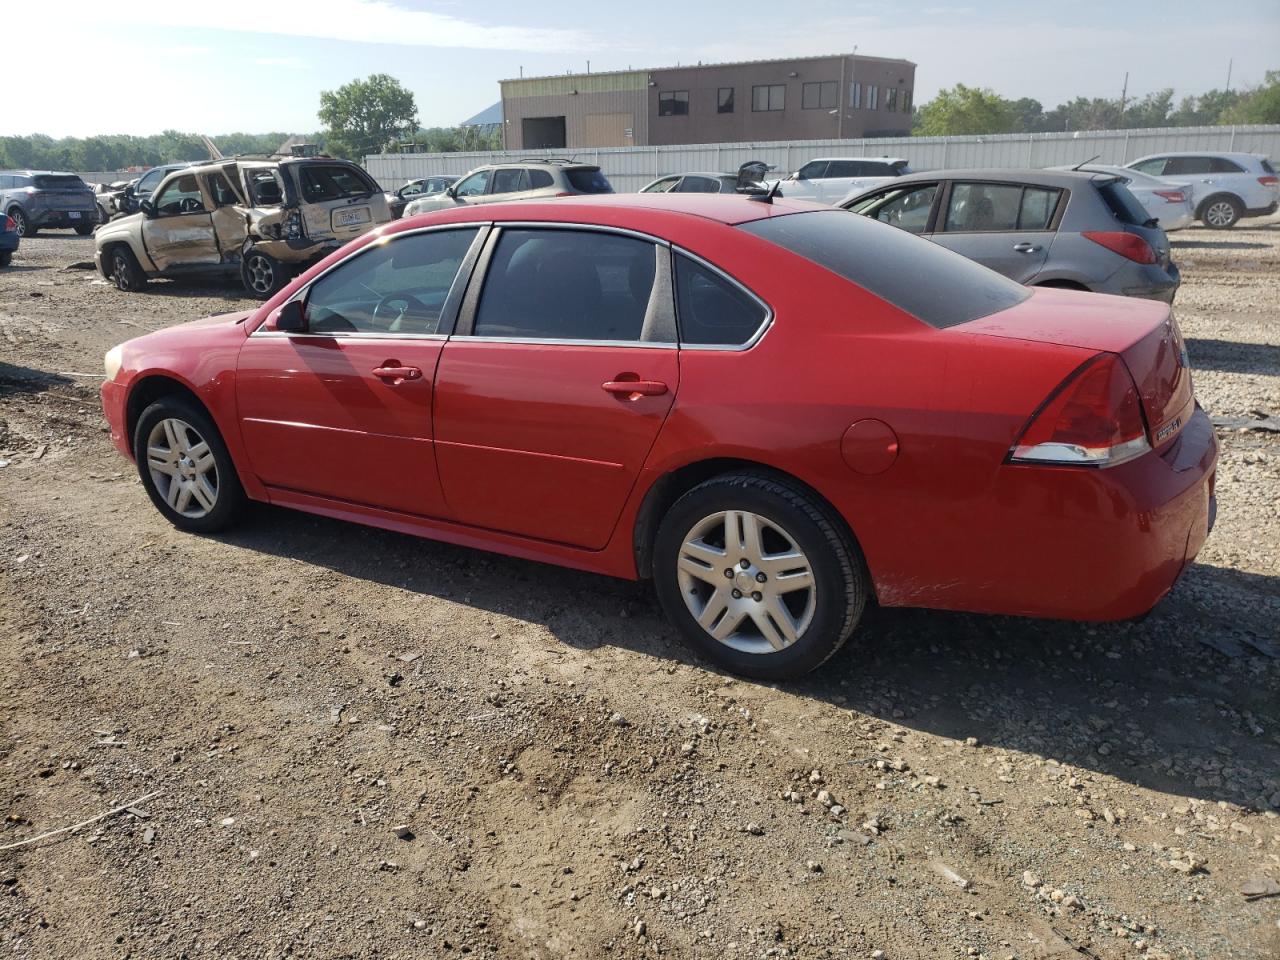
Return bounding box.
[802,81,837,109]
[474,229,660,342]
[454,171,491,197]
[400,181,425,197]
[851,184,938,234]
[153,175,206,216]
[717,87,735,113]
[797,161,829,180]
[136,168,166,196]
[752,84,786,112]
[642,177,680,193]
[299,164,373,203]
[490,168,531,194]
[675,176,720,193]
[659,91,689,116]
[674,254,768,347]
[304,227,480,335]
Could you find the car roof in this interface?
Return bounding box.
[0,170,83,177]
[1129,151,1268,160]
[650,172,737,179]
[886,168,1110,188]
[806,157,908,163]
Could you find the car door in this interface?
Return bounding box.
[930,181,1058,282]
[140,173,222,272]
[235,225,486,517]
[433,226,679,549]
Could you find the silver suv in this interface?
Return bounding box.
[403,159,613,217]
[1125,152,1279,229]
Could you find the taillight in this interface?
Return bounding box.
[2,216,12,231]
[1008,354,1150,468]
[1153,189,1185,203]
[553,191,573,198]
[1082,230,1157,264]
[1258,175,1279,186]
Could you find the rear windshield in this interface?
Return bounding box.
[1096,179,1151,226]
[299,164,375,202]
[33,174,88,190]
[565,168,613,194]
[739,210,1029,329]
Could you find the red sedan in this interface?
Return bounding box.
[100,195,1217,679]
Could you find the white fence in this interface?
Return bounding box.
[366,125,1280,193]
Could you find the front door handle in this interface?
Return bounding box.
[1013,242,1041,253]
[372,363,422,385]
[603,377,668,399]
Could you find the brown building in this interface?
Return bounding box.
[499,53,916,150]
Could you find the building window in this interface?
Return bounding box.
[717,87,735,114]
[752,84,786,112]
[884,87,898,112]
[802,81,838,110]
[866,84,879,110]
[659,91,689,116]
[903,89,913,113]
[850,82,861,109]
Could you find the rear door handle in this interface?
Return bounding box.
[372,363,422,384]
[602,378,668,398]
[1013,242,1041,253]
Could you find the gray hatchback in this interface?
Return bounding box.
[842,168,1179,302]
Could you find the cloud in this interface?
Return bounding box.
[11,0,591,52]
[253,56,309,69]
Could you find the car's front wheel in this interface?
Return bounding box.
[1200,194,1242,229]
[134,396,246,533]
[9,208,33,237]
[109,245,147,292]
[653,472,867,679]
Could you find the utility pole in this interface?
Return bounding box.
[1119,71,1129,121]
[1226,58,1233,93]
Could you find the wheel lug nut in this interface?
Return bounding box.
[724,569,734,578]
[739,559,750,569]
[731,589,742,599]
[751,591,763,602]
[755,572,766,583]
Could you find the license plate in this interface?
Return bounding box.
[334,207,370,228]
[68,211,81,219]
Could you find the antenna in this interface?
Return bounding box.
[1071,154,1101,171]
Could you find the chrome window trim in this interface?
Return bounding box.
[670,246,774,352]
[457,336,676,350]
[489,220,673,248]
[248,222,490,341]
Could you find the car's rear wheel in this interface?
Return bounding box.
[0,251,11,268]
[74,222,94,236]
[109,245,147,292]
[241,249,287,299]
[1200,194,1242,229]
[653,471,867,679]
[134,396,246,533]
[9,208,33,237]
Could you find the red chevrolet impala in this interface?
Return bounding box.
[100,195,1216,678]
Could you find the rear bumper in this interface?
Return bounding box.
[0,233,18,252]
[1245,201,1278,217]
[100,379,133,461]
[1114,261,1180,303]
[31,206,97,227]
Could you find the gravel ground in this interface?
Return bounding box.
[1,222,1278,960]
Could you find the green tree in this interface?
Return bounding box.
[1221,70,1280,124]
[318,74,419,160]
[913,84,1016,136]
[1008,97,1046,133]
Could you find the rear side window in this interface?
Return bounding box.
[33,174,87,189]
[943,183,1060,232]
[529,169,554,189]
[565,168,613,194]
[674,255,768,346]
[828,160,892,178]
[474,229,659,342]
[1209,157,1245,173]
[490,168,531,193]
[1164,157,1214,176]
[1097,180,1151,226]
[740,210,1030,330]
[299,164,373,202]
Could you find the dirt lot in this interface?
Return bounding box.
[1,222,1278,960]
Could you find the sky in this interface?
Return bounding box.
[4,0,1278,138]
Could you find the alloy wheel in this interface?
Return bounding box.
[146,417,219,519]
[245,255,275,295]
[676,510,817,654]
[11,210,27,237]
[1205,201,1236,227]
[112,252,133,291]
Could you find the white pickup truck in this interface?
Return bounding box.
[769,157,911,205]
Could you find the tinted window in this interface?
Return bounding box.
[305,228,479,335]
[828,160,893,178]
[943,183,1060,232]
[1261,158,1275,174]
[135,169,165,195]
[529,169,554,189]
[299,164,373,202]
[1097,180,1152,226]
[642,177,680,193]
[474,229,658,342]
[798,161,828,180]
[1130,158,1166,176]
[154,175,205,215]
[400,181,425,197]
[674,255,768,346]
[852,183,937,234]
[1164,157,1214,176]
[802,81,837,109]
[565,168,613,194]
[752,84,785,111]
[490,168,530,193]
[33,174,87,189]
[659,91,689,116]
[717,87,735,113]
[740,211,1030,330]
[1209,156,1244,173]
[675,176,720,193]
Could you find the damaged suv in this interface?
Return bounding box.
[94,157,391,298]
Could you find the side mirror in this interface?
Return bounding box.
[140,199,155,218]
[445,185,457,199]
[275,299,308,333]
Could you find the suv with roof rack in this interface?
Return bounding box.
[402,159,613,217]
[94,156,391,299]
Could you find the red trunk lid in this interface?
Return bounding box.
[962,288,1195,448]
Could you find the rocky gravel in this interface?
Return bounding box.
[2,223,1279,959]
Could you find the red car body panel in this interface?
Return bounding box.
[101,195,1217,623]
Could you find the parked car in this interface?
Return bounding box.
[843,169,1181,302]
[766,157,910,205]
[403,159,613,216]
[1125,152,1279,229]
[94,178,138,225]
[640,172,740,194]
[98,163,200,222]
[390,175,459,217]
[0,170,98,236]
[0,211,18,266]
[98,194,1215,680]
[1051,164,1194,231]
[94,156,391,299]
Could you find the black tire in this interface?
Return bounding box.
[653,471,867,680]
[108,245,148,292]
[74,222,94,236]
[133,395,246,534]
[1199,194,1242,230]
[9,207,34,238]
[240,248,288,300]
[0,250,11,268]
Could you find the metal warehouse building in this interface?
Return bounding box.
[499,53,916,150]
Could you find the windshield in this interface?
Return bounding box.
[739,210,1029,329]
